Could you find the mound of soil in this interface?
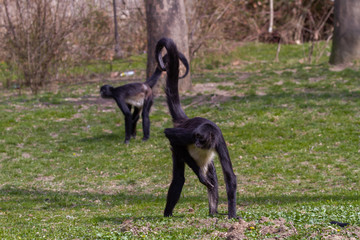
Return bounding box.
[225,217,360,240]
[226,217,297,240]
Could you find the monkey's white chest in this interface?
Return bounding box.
[187,144,216,174]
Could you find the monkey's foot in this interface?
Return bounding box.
[164,212,173,217]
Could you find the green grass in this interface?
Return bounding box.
[1,42,360,239]
[66,54,147,77]
[0,54,148,87]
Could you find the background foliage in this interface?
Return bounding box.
[0,0,334,93]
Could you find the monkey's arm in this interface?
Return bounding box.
[113,96,131,117]
[164,128,195,146]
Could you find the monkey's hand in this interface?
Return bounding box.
[198,174,214,188]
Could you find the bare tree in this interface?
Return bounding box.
[145,0,191,92]
[329,0,360,65]
[269,0,274,33]
[1,0,83,94]
[112,0,122,58]
[186,0,231,59]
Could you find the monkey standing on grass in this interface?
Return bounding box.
[155,37,238,219]
[100,53,189,144]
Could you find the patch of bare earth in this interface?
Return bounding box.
[119,219,152,236]
[115,216,360,239]
[190,82,237,97]
[181,82,238,109]
[226,217,297,240]
[318,226,360,239]
[225,217,360,239]
[64,94,110,106]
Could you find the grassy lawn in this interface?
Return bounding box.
[0,42,359,239]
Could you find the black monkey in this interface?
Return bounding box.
[100,54,189,144]
[155,37,238,219]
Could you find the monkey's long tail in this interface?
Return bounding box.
[155,37,188,122]
[145,67,163,89]
[145,52,189,89]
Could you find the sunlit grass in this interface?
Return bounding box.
[0,42,359,239]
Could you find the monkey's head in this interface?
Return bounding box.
[100,85,114,99]
[193,123,217,149]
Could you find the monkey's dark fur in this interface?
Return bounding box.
[100,53,189,144]
[155,37,237,219]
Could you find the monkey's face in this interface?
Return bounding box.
[194,131,215,149]
[193,123,217,149]
[100,85,113,99]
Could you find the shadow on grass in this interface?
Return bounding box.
[238,90,360,104]
[241,193,360,205]
[2,86,360,109]
[79,133,122,143]
[171,88,360,112]
[0,185,161,211]
[93,215,185,225]
[1,185,358,212]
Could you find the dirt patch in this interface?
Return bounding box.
[64,95,109,106]
[34,176,55,182]
[183,94,233,110]
[225,217,360,240]
[258,217,297,238]
[115,216,359,239]
[190,82,237,97]
[226,219,256,239]
[119,219,152,236]
[179,81,243,109]
[189,80,248,97]
[226,217,297,240]
[318,225,360,239]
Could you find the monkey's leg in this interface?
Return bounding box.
[224,170,237,218]
[131,107,140,138]
[224,172,237,218]
[216,139,237,218]
[141,99,153,141]
[164,148,185,217]
[206,162,219,216]
[124,115,132,144]
[115,99,132,144]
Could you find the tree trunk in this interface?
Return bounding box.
[145,0,191,92]
[113,0,122,59]
[329,0,360,65]
[269,0,274,33]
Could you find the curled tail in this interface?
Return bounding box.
[145,67,163,88]
[155,37,189,123]
[145,52,189,89]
